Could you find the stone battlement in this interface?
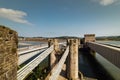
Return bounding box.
[0,25,18,80]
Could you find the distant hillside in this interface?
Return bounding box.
[18,35,120,41]
[96,36,120,41]
[54,36,80,39]
[19,36,80,39]
[18,36,48,41]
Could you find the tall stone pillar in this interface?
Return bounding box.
[48,39,53,47]
[48,39,59,70]
[66,39,70,79]
[53,39,59,52]
[84,34,95,43]
[78,38,81,48]
[69,39,79,80]
[67,39,70,45]
[0,26,18,80]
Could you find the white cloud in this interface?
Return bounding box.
[100,0,117,5]
[0,8,32,25]
[93,0,118,6]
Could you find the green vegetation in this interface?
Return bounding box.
[24,57,49,80]
[17,63,26,70]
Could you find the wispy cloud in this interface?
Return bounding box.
[0,8,32,25]
[92,0,118,6]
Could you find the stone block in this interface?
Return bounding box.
[0,25,18,80]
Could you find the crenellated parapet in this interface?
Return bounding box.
[0,25,18,80]
[84,34,96,43]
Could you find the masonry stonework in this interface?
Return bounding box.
[84,34,95,43]
[0,26,18,80]
[48,39,59,70]
[69,39,79,80]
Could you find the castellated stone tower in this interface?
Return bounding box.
[0,25,18,80]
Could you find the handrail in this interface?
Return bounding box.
[18,44,48,55]
[18,48,46,65]
[17,45,54,80]
[96,42,120,48]
[87,42,120,68]
[87,42,120,52]
[49,46,69,80]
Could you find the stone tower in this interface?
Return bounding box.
[0,26,18,80]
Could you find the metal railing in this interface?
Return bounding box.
[87,42,120,68]
[49,46,69,80]
[18,48,46,65]
[18,44,48,55]
[17,45,54,80]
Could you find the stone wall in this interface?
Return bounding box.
[0,25,18,80]
[69,39,79,80]
[84,34,96,43]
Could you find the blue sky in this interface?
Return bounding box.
[0,0,120,37]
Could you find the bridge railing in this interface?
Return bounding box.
[87,42,120,68]
[46,46,69,80]
[17,45,53,80]
[18,48,46,65]
[18,42,65,55]
[18,44,48,55]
